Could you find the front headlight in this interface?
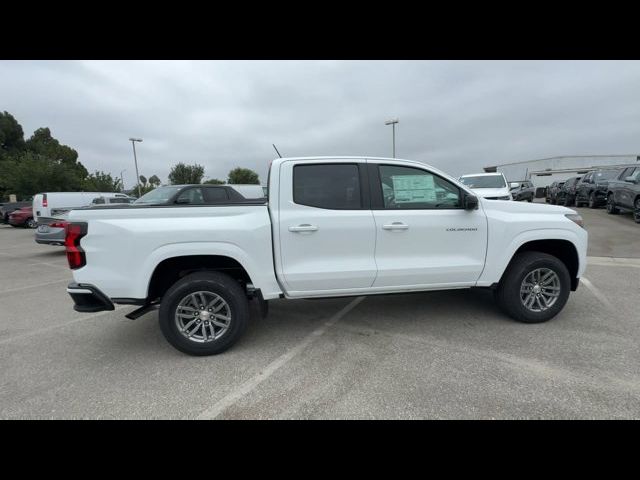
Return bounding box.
[565,213,584,228]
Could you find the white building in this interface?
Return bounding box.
[484,155,640,188]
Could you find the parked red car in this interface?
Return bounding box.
[8,206,37,228]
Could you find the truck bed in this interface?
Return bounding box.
[68,204,282,301]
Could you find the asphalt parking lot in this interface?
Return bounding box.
[0,202,639,419]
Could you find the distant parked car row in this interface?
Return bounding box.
[3,185,268,247]
[543,165,640,223]
[0,201,31,224]
[457,165,640,224]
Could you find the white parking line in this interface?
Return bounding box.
[196,296,366,420]
[0,305,129,346]
[587,256,640,268]
[0,278,70,295]
[580,276,614,311]
[25,261,67,269]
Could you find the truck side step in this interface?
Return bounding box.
[125,303,160,320]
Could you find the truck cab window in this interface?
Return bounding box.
[378,165,460,209]
[293,164,361,209]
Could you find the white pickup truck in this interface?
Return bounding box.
[65,157,588,355]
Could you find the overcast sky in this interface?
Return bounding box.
[2,60,640,186]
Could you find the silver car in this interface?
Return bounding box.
[35,214,69,246]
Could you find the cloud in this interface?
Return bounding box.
[2,60,640,186]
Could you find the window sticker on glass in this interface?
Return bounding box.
[391,175,436,203]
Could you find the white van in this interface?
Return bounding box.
[33,192,130,222]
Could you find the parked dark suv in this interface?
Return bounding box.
[556,177,582,206]
[574,168,622,208]
[546,181,565,204]
[509,180,535,202]
[132,184,259,206]
[606,165,640,222]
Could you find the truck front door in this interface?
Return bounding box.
[368,161,488,288]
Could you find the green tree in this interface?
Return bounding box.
[84,171,122,192]
[136,174,161,196]
[148,175,161,187]
[227,167,260,185]
[0,151,85,199]
[168,162,205,185]
[25,127,88,179]
[0,111,25,156]
[203,178,225,185]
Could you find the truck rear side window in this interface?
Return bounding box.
[293,164,361,210]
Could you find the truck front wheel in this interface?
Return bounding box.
[159,271,250,356]
[495,252,571,324]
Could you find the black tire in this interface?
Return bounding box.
[588,192,597,209]
[527,197,533,202]
[606,194,619,214]
[158,271,250,356]
[25,218,37,229]
[495,251,571,324]
[564,195,573,207]
[574,195,582,207]
[634,198,640,224]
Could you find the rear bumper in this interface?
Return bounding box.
[35,237,65,245]
[67,282,115,313]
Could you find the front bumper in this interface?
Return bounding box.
[67,283,115,313]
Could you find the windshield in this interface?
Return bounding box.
[594,170,619,181]
[134,186,182,205]
[459,175,506,189]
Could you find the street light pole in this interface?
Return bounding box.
[384,119,399,158]
[129,138,143,197]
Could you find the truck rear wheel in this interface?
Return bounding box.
[495,252,571,324]
[159,271,250,356]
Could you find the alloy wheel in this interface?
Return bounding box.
[174,291,231,343]
[520,268,561,312]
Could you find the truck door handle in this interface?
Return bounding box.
[382,222,409,231]
[289,224,319,232]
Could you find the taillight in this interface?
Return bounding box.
[65,222,87,269]
[42,193,48,208]
[50,221,68,229]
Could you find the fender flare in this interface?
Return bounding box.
[139,242,261,299]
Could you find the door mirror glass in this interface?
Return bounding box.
[509,182,519,189]
[464,194,479,210]
[625,176,637,183]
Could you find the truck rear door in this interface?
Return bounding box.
[275,159,377,294]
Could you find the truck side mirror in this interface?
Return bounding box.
[464,194,479,210]
[625,176,637,184]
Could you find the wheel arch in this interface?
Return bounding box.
[147,254,254,302]
[506,239,580,291]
